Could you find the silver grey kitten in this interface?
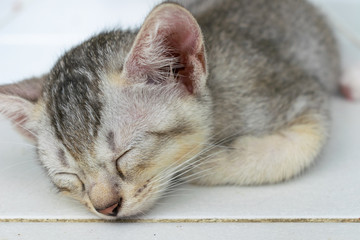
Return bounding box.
[0,0,340,219]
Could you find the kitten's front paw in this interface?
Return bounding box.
[340,63,360,101]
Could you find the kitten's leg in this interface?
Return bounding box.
[340,63,360,101]
[188,113,328,185]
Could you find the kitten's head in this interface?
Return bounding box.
[0,3,211,219]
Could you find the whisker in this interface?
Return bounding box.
[150,144,224,192]
[165,149,226,182]
[0,141,36,148]
[0,160,35,172]
[150,122,239,183]
[151,150,224,194]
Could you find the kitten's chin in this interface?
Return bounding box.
[116,192,163,219]
[115,177,171,219]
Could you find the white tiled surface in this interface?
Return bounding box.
[2,223,360,240]
[1,0,360,239]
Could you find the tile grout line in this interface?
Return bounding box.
[1,218,360,223]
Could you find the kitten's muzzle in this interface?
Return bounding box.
[96,198,122,216]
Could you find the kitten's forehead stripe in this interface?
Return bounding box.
[58,149,69,167]
[47,67,103,159]
[44,31,136,160]
[46,38,106,159]
[106,131,116,152]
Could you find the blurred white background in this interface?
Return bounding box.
[0,0,359,85]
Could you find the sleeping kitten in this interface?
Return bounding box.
[0,0,342,219]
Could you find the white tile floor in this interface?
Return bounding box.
[1,0,360,239]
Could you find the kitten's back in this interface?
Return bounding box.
[185,0,340,141]
[188,0,340,90]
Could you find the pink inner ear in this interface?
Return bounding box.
[125,4,206,94]
[10,111,35,140]
[0,76,44,142]
[162,22,201,93]
[0,95,37,141]
[165,17,200,55]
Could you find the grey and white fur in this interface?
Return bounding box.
[0,0,341,219]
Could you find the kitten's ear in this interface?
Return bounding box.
[123,3,207,94]
[0,75,46,142]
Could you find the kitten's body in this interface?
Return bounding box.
[0,0,341,218]
[183,0,340,184]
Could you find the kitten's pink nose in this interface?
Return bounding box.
[96,198,122,216]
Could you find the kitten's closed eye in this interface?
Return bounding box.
[53,173,84,193]
[116,149,131,180]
